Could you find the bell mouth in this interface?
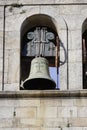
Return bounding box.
[23,78,56,90]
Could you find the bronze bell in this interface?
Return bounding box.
[23,57,56,90]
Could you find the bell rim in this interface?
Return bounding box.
[23,78,56,90]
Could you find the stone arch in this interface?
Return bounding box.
[19,8,67,35]
[20,12,67,90]
[20,14,58,46]
[20,14,58,89]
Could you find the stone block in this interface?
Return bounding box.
[40,6,60,18]
[0,107,14,118]
[20,118,42,127]
[1,0,87,5]
[57,107,77,117]
[74,98,87,106]
[4,83,19,91]
[0,118,20,128]
[0,49,3,58]
[29,128,41,130]
[37,106,57,118]
[5,6,39,31]
[0,0,18,5]
[40,128,61,130]
[68,62,82,90]
[0,7,3,31]
[4,49,20,90]
[62,127,82,130]
[78,107,87,117]
[0,72,2,83]
[0,118,13,128]
[69,117,87,127]
[5,31,20,49]
[65,15,83,30]
[60,63,67,90]
[19,0,55,4]
[0,58,3,72]
[60,5,81,15]
[0,71,2,88]
[42,118,68,128]
[62,98,74,106]
[5,6,23,31]
[68,30,82,50]
[59,28,67,44]
[69,49,82,63]
[55,0,73,3]
[55,0,87,4]
[4,72,8,84]
[81,5,87,15]
[0,128,29,130]
[15,107,36,118]
[0,32,3,49]
[0,83,2,91]
[21,6,39,21]
[4,58,8,73]
[40,98,62,106]
[83,128,87,130]
[16,99,40,107]
[7,49,20,83]
[0,99,17,107]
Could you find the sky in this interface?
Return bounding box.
[49,67,60,89]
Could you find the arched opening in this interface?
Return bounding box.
[20,14,60,90]
[82,19,87,89]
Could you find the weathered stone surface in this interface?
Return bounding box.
[20,118,42,127]
[60,63,67,90]
[0,107,14,118]
[42,118,68,128]
[62,127,82,130]
[60,5,81,15]
[55,0,87,4]
[15,107,37,118]
[69,49,82,63]
[4,83,19,91]
[68,30,82,50]
[78,107,87,117]
[0,92,86,128]
[0,1,87,130]
[4,49,20,84]
[0,95,86,128]
[37,106,57,118]
[18,99,40,107]
[69,62,82,90]
[57,106,77,117]
[40,98,62,106]
[5,31,20,49]
[62,98,74,106]
[69,118,87,127]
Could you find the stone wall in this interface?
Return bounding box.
[0,1,87,130]
[0,90,87,130]
[0,0,87,90]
